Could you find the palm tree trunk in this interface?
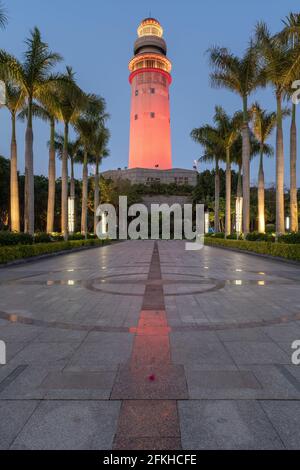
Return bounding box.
[61,122,69,240]
[70,158,75,199]
[258,146,265,233]
[10,113,20,232]
[290,103,298,232]
[242,95,250,235]
[94,156,100,234]
[24,99,34,235]
[276,92,285,234]
[237,164,242,198]
[214,159,220,232]
[46,119,56,233]
[81,150,88,238]
[225,147,231,237]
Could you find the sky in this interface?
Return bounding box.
[0,0,299,186]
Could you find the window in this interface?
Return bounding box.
[150,112,155,118]
[150,88,155,94]
[135,90,139,96]
[134,114,138,120]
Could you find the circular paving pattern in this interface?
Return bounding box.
[0,265,299,331]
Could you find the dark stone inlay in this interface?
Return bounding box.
[186,370,262,390]
[39,371,116,390]
[275,365,300,392]
[142,242,165,310]
[110,364,188,400]
[0,365,28,393]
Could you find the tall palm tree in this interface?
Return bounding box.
[92,126,110,233]
[191,124,225,233]
[208,44,264,234]
[19,89,62,233]
[55,66,87,239]
[73,96,107,237]
[212,107,240,237]
[255,22,300,234]
[280,13,300,232]
[250,103,287,233]
[5,83,25,231]
[0,28,63,234]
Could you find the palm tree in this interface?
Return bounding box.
[92,126,110,233]
[255,22,300,234]
[19,89,62,233]
[73,148,95,235]
[208,44,264,235]
[280,13,300,232]
[55,67,87,239]
[191,124,225,233]
[250,103,287,233]
[0,2,7,29]
[212,107,240,236]
[5,83,25,231]
[73,96,107,237]
[0,28,63,234]
[54,134,82,201]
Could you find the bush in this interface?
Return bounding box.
[205,237,300,262]
[211,232,225,239]
[278,232,300,244]
[0,238,110,264]
[245,232,274,242]
[34,232,52,244]
[68,233,97,241]
[0,231,33,246]
[226,233,243,240]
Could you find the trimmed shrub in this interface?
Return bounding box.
[0,231,33,246]
[226,233,243,240]
[34,233,52,244]
[211,232,225,239]
[205,237,300,262]
[245,232,274,242]
[278,232,300,244]
[68,233,97,241]
[0,238,110,264]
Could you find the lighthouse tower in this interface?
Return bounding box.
[128,18,172,170]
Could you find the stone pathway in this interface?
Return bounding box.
[0,240,300,449]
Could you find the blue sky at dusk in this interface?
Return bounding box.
[0,0,299,186]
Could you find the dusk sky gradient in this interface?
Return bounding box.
[0,0,299,186]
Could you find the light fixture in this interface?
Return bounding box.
[205,212,210,234]
[68,197,75,234]
[235,197,243,236]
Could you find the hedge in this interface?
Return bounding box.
[204,237,300,262]
[0,238,110,264]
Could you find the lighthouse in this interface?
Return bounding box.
[128,18,172,170]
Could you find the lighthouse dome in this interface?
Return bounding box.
[137,18,163,38]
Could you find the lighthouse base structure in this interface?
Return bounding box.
[102,167,197,187]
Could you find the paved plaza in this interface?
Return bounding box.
[0,240,300,449]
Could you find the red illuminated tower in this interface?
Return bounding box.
[128,18,172,170]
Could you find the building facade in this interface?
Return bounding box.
[102,168,197,187]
